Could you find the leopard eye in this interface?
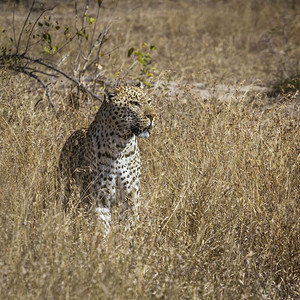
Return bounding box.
[130,101,141,107]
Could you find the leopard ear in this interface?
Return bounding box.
[136,81,145,90]
[104,86,117,102]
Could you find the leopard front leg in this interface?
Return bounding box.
[95,206,111,234]
[93,175,117,234]
[117,171,141,227]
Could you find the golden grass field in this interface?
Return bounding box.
[0,0,299,299]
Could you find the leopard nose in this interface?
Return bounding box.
[146,114,155,128]
[146,113,155,121]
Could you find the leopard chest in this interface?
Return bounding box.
[91,131,141,204]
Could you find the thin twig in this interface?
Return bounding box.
[77,0,90,82]
[0,54,104,102]
[23,66,59,77]
[281,13,290,78]
[121,60,138,80]
[16,0,35,53]
[74,0,79,33]
[24,7,54,55]
[53,25,88,56]
[23,55,103,101]
[89,4,100,51]
[15,66,55,108]
[81,21,112,82]
[73,0,87,78]
[24,38,43,52]
[95,24,110,61]
[73,0,80,78]
[12,4,17,50]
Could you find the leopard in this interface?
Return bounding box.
[58,85,155,233]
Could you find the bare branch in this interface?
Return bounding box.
[23,66,59,77]
[15,66,55,108]
[0,53,104,103]
[23,55,103,101]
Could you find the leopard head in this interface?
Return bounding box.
[104,85,155,138]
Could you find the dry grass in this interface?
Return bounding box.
[0,0,299,299]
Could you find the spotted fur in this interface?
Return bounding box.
[58,86,155,232]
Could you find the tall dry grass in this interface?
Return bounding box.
[0,0,299,299]
[1,70,299,299]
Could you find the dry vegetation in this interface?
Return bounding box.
[0,0,299,299]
